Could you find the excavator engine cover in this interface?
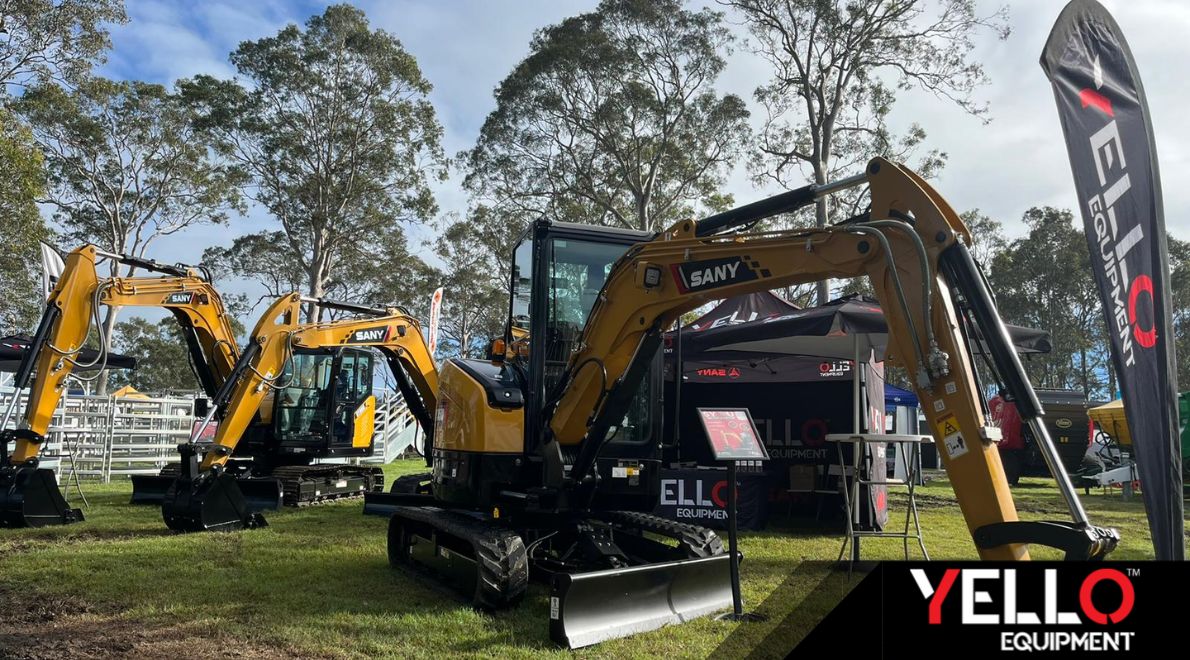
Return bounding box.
[0,466,84,528]
[548,553,734,649]
[161,472,268,532]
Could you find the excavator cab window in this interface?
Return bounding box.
[543,237,655,446]
[273,348,374,448]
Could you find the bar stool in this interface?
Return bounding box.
[827,433,932,569]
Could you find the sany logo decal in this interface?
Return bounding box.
[1078,49,1157,361]
[164,292,195,305]
[348,326,390,343]
[671,257,763,293]
[910,568,1135,626]
[695,367,742,379]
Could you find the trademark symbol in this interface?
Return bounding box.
[1126,568,1141,577]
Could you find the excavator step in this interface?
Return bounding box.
[387,505,529,610]
[0,466,83,528]
[270,464,385,506]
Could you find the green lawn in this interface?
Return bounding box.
[0,460,1173,659]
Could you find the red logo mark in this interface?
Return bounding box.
[1127,274,1157,348]
[1079,88,1114,117]
[1079,568,1135,624]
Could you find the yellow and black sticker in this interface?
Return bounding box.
[934,413,969,460]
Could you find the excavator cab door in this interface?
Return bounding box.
[512,220,662,505]
[272,347,375,457]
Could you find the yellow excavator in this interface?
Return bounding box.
[160,295,437,532]
[371,158,1119,648]
[0,245,239,527]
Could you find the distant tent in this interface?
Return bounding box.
[884,383,919,409]
[112,385,149,399]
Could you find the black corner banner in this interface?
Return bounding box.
[720,562,1177,658]
[1041,0,1183,560]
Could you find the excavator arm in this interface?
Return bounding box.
[162,295,439,532]
[0,244,240,527]
[544,157,1117,560]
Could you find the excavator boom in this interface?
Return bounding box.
[0,245,240,528]
[162,295,439,532]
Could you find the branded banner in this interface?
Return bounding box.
[427,287,444,356]
[728,562,1172,658]
[653,468,767,530]
[1041,0,1183,559]
[39,241,65,301]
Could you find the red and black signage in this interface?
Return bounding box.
[759,562,1176,658]
[1041,0,1183,559]
[653,468,768,530]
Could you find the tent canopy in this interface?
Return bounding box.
[679,294,1051,361]
[885,383,919,408]
[0,335,137,373]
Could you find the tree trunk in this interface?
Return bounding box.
[813,175,830,306]
[306,264,326,323]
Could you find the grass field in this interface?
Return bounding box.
[0,459,1172,659]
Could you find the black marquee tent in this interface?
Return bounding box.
[0,335,137,373]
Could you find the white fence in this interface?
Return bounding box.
[1,383,420,482]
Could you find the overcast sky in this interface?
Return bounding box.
[93,0,1189,300]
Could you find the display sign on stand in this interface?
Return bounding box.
[697,408,768,622]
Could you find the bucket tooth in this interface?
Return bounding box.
[0,466,84,528]
[161,472,267,532]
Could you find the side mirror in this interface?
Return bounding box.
[193,397,210,418]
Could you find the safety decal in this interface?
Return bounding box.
[935,413,969,460]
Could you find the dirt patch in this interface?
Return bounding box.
[0,587,318,660]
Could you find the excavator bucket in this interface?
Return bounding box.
[129,474,175,505]
[548,553,734,649]
[0,467,84,528]
[161,472,268,532]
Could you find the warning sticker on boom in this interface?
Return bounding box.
[934,413,969,460]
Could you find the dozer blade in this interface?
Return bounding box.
[133,474,280,511]
[548,553,735,649]
[161,472,268,532]
[129,474,174,505]
[363,491,402,517]
[0,467,84,528]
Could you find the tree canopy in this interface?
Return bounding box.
[183,4,446,321]
[0,0,126,87]
[13,76,246,272]
[465,0,750,234]
[0,109,48,333]
[727,0,1008,303]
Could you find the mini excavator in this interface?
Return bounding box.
[160,295,437,532]
[0,245,238,527]
[369,158,1119,648]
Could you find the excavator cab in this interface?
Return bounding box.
[508,221,663,508]
[269,347,377,456]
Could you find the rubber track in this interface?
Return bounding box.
[598,510,726,558]
[269,464,385,506]
[389,505,528,610]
